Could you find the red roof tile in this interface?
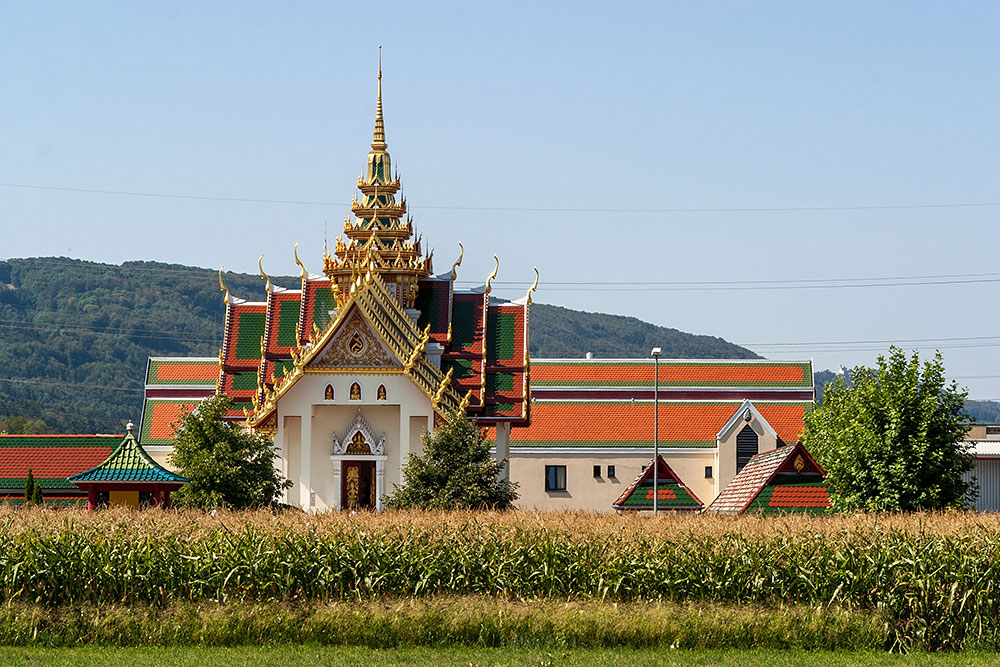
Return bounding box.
[0,436,117,480]
[532,360,812,388]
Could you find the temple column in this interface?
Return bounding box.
[299,407,313,509]
[495,422,511,482]
[375,459,386,512]
[332,459,342,510]
[87,488,96,512]
[164,490,172,509]
[276,411,287,504]
[399,410,410,462]
[153,488,162,507]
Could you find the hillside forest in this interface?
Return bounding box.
[0,257,757,434]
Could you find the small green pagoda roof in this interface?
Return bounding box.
[68,430,188,484]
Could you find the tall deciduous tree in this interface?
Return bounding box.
[386,409,518,510]
[169,394,291,509]
[802,347,974,511]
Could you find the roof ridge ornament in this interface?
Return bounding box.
[219,267,230,305]
[450,242,464,281]
[294,241,307,279]
[258,255,272,293]
[485,255,499,295]
[525,267,539,306]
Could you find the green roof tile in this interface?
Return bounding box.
[68,433,188,484]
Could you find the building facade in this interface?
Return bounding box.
[136,57,817,513]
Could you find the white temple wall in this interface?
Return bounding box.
[274,371,436,510]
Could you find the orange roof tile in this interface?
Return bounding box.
[508,401,807,447]
[532,361,812,388]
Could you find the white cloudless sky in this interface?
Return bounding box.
[1,2,998,397]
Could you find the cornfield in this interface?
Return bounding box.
[1,507,999,650]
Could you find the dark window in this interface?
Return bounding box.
[545,465,567,491]
[593,465,601,478]
[736,424,759,474]
[705,466,713,478]
[607,465,616,478]
[139,491,155,508]
[95,491,109,508]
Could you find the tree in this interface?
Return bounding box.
[169,394,291,509]
[24,468,36,505]
[801,347,974,512]
[386,409,518,510]
[30,483,42,506]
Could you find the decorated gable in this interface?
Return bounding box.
[308,307,401,371]
[612,455,702,511]
[707,442,830,515]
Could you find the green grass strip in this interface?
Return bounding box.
[0,599,881,651]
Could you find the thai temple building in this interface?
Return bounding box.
[135,54,823,514]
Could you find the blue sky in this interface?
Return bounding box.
[2,2,998,397]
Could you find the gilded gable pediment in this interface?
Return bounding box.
[308,308,401,371]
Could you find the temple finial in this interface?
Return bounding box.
[372,45,386,150]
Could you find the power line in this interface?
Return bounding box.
[7,258,999,293]
[0,320,219,344]
[2,181,999,214]
[0,377,143,393]
[746,335,1000,348]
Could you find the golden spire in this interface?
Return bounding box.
[371,45,386,151]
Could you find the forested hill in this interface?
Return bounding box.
[0,257,756,434]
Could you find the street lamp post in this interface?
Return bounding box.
[651,347,661,515]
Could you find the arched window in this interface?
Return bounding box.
[324,384,334,400]
[736,424,758,474]
[350,382,362,401]
[377,384,387,401]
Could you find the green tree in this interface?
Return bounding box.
[169,394,291,509]
[30,482,42,506]
[23,469,35,504]
[801,347,974,512]
[386,409,518,510]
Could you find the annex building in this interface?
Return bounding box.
[135,57,819,514]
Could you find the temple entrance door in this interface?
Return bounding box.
[342,460,376,510]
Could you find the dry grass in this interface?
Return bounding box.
[0,505,995,540]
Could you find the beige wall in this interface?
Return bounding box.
[511,450,714,511]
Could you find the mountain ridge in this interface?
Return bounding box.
[0,256,760,434]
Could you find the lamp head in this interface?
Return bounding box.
[650,347,662,358]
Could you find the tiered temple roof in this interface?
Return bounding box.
[142,51,532,440]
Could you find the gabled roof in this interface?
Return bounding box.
[146,358,219,387]
[0,435,119,490]
[139,398,201,445]
[68,432,188,484]
[612,455,702,510]
[706,442,828,515]
[716,400,779,441]
[247,270,464,426]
